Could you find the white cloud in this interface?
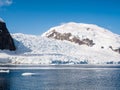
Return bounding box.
[0,0,13,7]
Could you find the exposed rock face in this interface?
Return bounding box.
[109,46,120,54]
[0,20,16,51]
[47,30,95,47]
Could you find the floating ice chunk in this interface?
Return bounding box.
[0,70,9,73]
[22,72,39,76]
[22,72,36,76]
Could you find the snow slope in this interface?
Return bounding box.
[0,22,120,64]
[42,22,120,49]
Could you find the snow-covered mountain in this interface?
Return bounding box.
[0,22,120,64]
[42,22,120,49]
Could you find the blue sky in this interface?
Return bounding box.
[0,0,120,35]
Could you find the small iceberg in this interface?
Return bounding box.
[0,70,10,73]
[22,72,36,76]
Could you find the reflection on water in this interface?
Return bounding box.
[0,73,9,90]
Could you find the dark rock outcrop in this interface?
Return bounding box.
[109,46,120,54]
[47,30,95,47]
[0,20,16,51]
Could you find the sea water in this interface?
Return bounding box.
[0,65,120,90]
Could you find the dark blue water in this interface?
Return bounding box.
[0,66,120,90]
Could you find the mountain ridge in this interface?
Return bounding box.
[0,22,120,64]
[0,17,4,23]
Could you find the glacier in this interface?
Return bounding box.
[0,22,120,65]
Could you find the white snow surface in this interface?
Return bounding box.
[0,22,120,64]
[42,22,120,48]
